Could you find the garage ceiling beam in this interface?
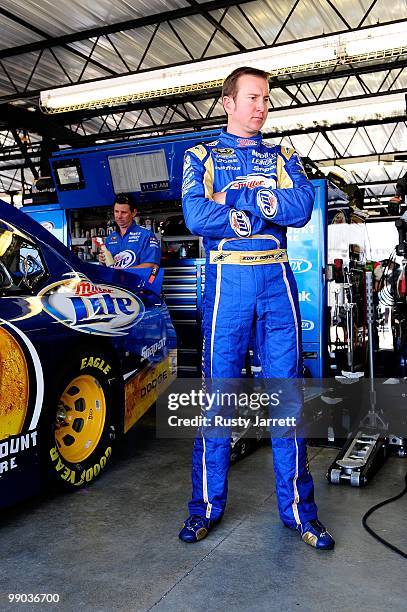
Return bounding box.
[319,130,342,159]
[0,0,253,59]
[277,56,407,87]
[272,0,301,45]
[269,87,407,118]
[185,0,245,51]
[324,0,351,29]
[0,162,38,171]
[0,104,82,145]
[63,87,407,145]
[358,0,379,28]
[0,7,116,76]
[0,7,51,40]
[2,4,403,62]
[64,113,407,146]
[0,150,40,162]
[1,21,407,106]
[0,171,23,183]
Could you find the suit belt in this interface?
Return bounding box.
[209,248,288,265]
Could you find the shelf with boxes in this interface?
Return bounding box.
[68,206,203,263]
[70,206,114,261]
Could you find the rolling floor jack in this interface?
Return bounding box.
[327,271,389,487]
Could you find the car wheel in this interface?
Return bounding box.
[48,351,119,489]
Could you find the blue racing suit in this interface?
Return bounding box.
[182,129,318,529]
[105,221,160,269]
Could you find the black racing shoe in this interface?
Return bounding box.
[299,520,335,550]
[178,515,220,543]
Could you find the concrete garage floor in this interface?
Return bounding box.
[1,415,406,612]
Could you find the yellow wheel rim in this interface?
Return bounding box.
[55,374,106,463]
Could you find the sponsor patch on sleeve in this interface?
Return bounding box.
[229,209,251,237]
[188,144,207,162]
[256,189,278,219]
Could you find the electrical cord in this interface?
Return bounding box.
[378,249,397,307]
[362,470,407,559]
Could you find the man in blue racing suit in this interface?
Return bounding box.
[179,67,334,550]
[100,194,160,270]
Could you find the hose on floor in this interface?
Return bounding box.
[362,470,407,559]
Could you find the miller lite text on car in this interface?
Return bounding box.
[40,278,144,336]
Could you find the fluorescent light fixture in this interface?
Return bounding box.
[264,92,406,131]
[342,22,407,56]
[318,163,407,180]
[319,153,407,166]
[320,161,407,172]
[40,22,407,114]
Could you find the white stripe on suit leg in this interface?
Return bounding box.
[201,262,222,519]
[210,263,222,377]
[202,433,212,518]
[280,261,301,526]
[280,262,300,378]
[292,431,301,526]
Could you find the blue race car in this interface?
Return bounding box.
[0,200,176,509]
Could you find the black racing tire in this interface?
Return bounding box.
[47,349,120,490]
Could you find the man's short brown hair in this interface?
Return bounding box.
[115,193,137,212]
[222,66,269,99]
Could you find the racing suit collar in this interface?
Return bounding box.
[219,128,262,148]
[118,220,139,238]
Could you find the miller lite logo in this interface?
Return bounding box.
[39,277,144,336]
[257,189,278,219]
[229,210,251,237]
[302,320,315,331]
[41,221,55,232]
[113,250,137,268]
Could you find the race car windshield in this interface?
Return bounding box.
[0,222,48,294]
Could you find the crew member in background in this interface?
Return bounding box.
[390,172,407,206]
[179,66,335,550]
[99,194,160,270]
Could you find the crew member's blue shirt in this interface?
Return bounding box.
[105,222,160,269]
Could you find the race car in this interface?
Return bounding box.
[0,200,176,509]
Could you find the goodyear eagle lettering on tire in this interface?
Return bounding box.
[49,445,112,486]
[48,350,119,489]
